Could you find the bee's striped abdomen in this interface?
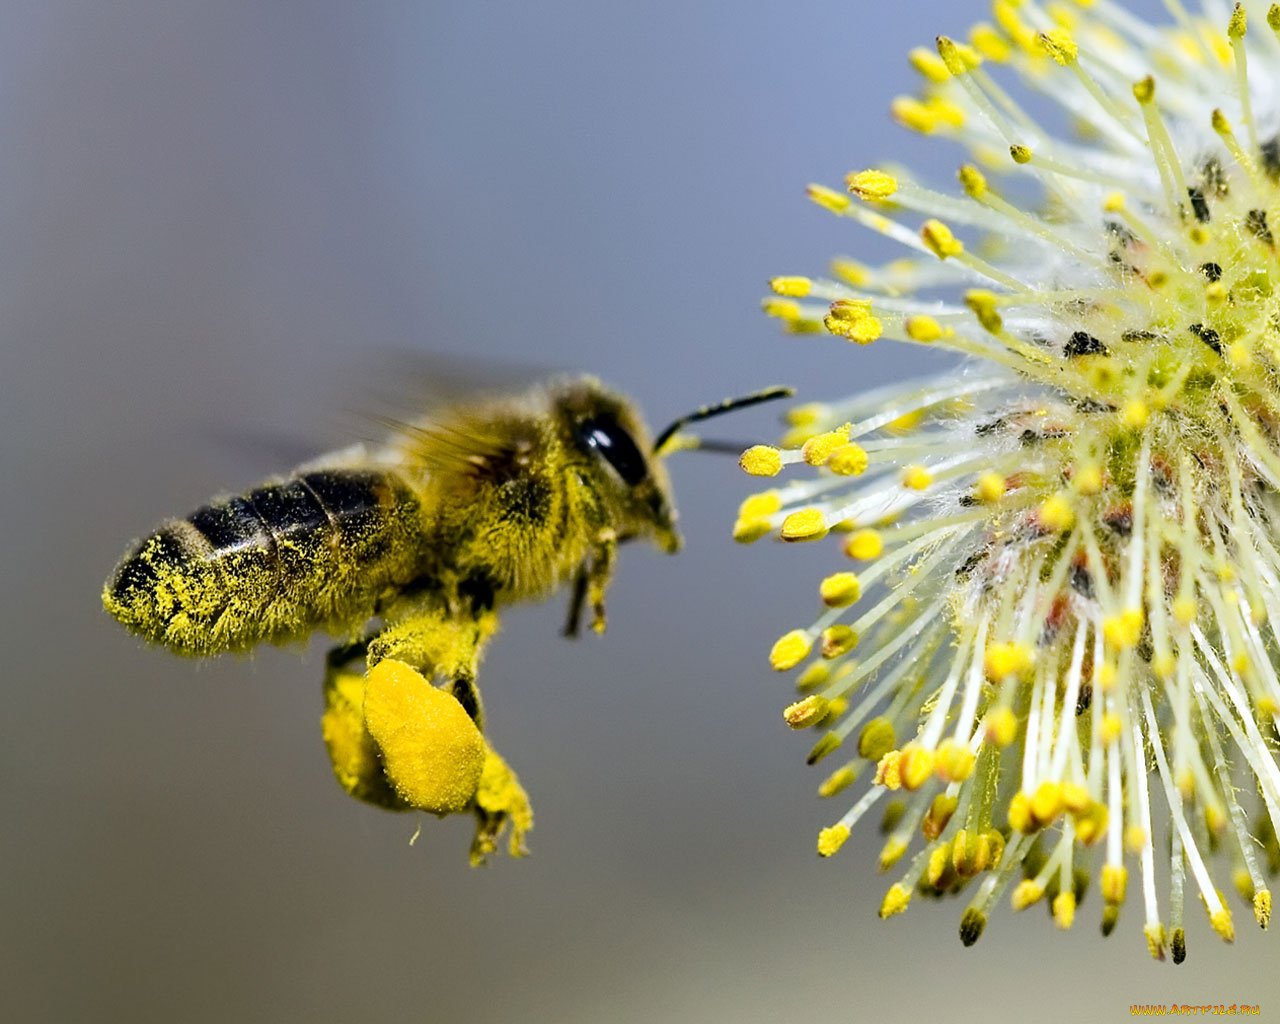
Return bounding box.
[104,470,424,656]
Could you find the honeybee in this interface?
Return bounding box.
[104,375,789,861]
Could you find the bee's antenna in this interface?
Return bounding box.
[654,386,793,457]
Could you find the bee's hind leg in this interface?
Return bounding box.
[365,606,498,729]
[585,529,617,634]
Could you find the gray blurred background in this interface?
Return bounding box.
[4,1,1276,1021]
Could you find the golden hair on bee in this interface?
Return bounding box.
[103,374,790,860]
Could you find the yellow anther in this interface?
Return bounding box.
[825,312,882,344]
[820,571,862,607]
[959,909,987,947]
[886,408,925,434]
[807,733,842,764]
[927,842,952,888]
[878,835,908,871]
[1103,191,1125,212]
[984,705,1018,747]
[1102,864,1128,904]
[1008,790,1035,833]
[802,424,852,465]
[1052,890,1076,929]
[874,749,903,789]
[739,445,782,476]
[1145,922,1167,961]
[1103,607,1144,649]
[891,96,938,134]
[818,766,856,798]
[784,695,830,729]
[934,738,975,783]
[1211,906,1236,942]
[1270,4,1280,32]
[1100,713,1123,746]
[829,257,869,285]
[1074,801,1108,844]
[735,496,779,528]
[1255,889,1272,928]
[806,183,852,213]
[1122,399,1148,428]
[796,662,830,691]
[732,517,772,544]
[1012,879,1045,911]
[904,315,945,342]
[1038,27,1078,64]
[844,528,883,560]
[908,46,951,82]
[769,629,812,671]
[845,169,899,200]
[922,793,958,840]
[1132,75,1155,105]
[1097,660,1117,691]
[1229,3,1247,39]
[879,883,911,918]
[1075,462,1103,494]
[1061,782,1089,814]
[974,471,1005,504]
[1031,781,1065,825]
[970,23,1012,62]
[828,443,869,476]
[858,717,896,761]
[827,298,872,321]
[769,275,812,297]
[984,641,1031,680]
[899,744,935,791]
[902,464,932,490]
[958,164,988,199]
[1124,823,1147,854]
[817,823,851,857]
[1038,492,1074,532]
[935,35,977,75]
[965,289,1002,333]
[761,297,801,320]
[786,403,825,428]
[781,508,828,542]
[921,219,964,259]
[820,624,858,659]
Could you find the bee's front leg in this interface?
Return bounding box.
[586,528,617,634]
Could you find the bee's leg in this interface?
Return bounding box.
[366,607,498,729]
[586,529,617,634]
[562,566,588,639]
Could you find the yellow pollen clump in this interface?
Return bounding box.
[1103,607,1144,649]
[1133,74,1156,105]
[1009,144,1033,164]
[934,738,975,783]
[908,46,951,82]
[738,492,781,520]
[1075,462,1103,494]
[1103,190,1125,212]
[1255,890,1272,929]
[826,312,883,344]
[874,749,903,789]
[1099,713,1123,746]
[965,290,1003,333]
[802,424,852,465]
[781,508,828,541]
[819,571,861,607]
[784,695,830,729]
[845,169,899,200]
[1007,790,1034,833]
[1031,781,1065,825]
[1124,823,1147,854]
[769,275,812,297]
[958,163,988,198]
[362,659,486,815]
[1038,27,1078,64]
[970,22,1012,62]
[1052,891,1076,930]
[769,629,812,671]
[900,464,932,490]
[904,315,946,342]
[921,219,964,259]
[785,403,825,427]
[1074,801,1108,845]
[1061,782,1089,814]
[880,883,911,918]
[1122,399,1149,428]
[1173,594,1197,626]
[817,824,851,857]
[1039,492,1074,531]
[1102,863,1129,905]
[891,96,938,133]
[844,529,883,560]
[828,443,869,476]
[1012,879,1045,911]
[739,445,782,477]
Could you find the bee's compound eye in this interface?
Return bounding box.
[578,415,648,486]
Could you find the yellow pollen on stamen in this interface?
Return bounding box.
[806,183,852,213]
[828,443,869,476]
[781,508,828,541]
[858,718,896,761]
[784,695,831,729]
[818,766,855,798]
[819,572,861,607]
[739,445,783,476]
[921,219,964,259]
[769,630,812,671]
[1038,27,1078,64]
[880,883,911,918]
[817,824,852,857]
[821,624,859,659]
[904,315,947,342]
[902,464,933,490]
[844,529,883,560]
[984,642,1032,680]
[769,275,812,297]
[1103,607,1144,649]
[846,169,899,200]
[875,749,903,790]
[1038,492,1075,531]
[802,424,852,466]
[908,46,951,83]
[984,706,1018,747]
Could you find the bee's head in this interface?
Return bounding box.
[555,378,682,554]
